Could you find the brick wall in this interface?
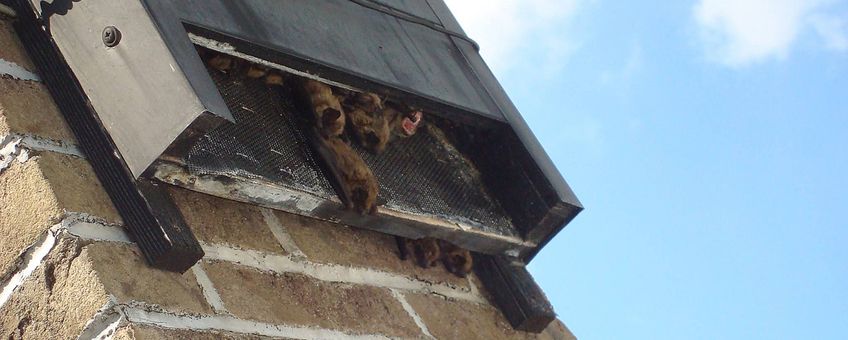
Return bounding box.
[0,10,576,340]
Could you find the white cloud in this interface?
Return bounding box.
[444,0,582,75]
[693,0,845,67]
[811,15,848,52]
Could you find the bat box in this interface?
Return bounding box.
[11,0,581,270]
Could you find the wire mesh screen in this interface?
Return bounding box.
[183,69,336,198]
[184,62,517,237]
[356,127,515,236]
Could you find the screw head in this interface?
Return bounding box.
[102,26,121,47]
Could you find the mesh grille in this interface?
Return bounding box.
[184,70,335,197]
[356,127,515,235]
[184,63,516,236]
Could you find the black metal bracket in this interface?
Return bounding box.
[475,254,557,333]
[12,0,203,273]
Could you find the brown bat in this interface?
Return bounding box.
[245,64,268,79]
[438,240,473,278]
[314,134,378,215]
[342,92,390,153]
[342,94,425,153]
[202,50,285,86]
[303,79,346,138]
[384,102,423,141]
[398,237,441,268]
[263,71,285,86]
[243,64,285,86]
[206,53,235,73]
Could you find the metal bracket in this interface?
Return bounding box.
[13,0,203,273]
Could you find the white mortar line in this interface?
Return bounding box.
[260,208,306,259]
[1,133,84,167]
[77,299,125,340]
[0,58,38,81]
[0,135,28,172]
[87,315,123,340]
[17,133,83,157]
[390,289,435,340]
[62,218,132,244]
[202,243,486,304]
[0,227,58,308]
[191,264,228,314]
[48,212,130,243]
[2,133,83,173]
[122,306,392,340]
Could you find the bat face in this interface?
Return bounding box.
[245,65,268,79]
[399,110,422,137]
[414,238,441,268]
[303,79,346,138]
[345,92,391,154]
[207,54,234,72]
[386,104,423,141]
[264,72,284,86]
[439,240,473,277]
[445,252,472,277]
[353,92,383,112]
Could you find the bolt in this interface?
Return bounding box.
[102,26,121,47]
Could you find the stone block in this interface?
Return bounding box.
[0,238,110,339]
[35,152,120,223]
[87,242,212,315]
[0,152,119,282]
[203,260,421,338]
[405,293,573,340]
[0,77,75,142]
[169,187,286,255]
[0,16,36,72]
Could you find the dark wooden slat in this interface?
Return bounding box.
[475,254,557,333]
[135,179,204,272]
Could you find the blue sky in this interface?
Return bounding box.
[445,1,848,339]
